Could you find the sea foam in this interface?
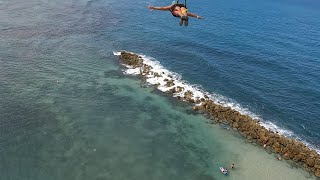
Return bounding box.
[113,51,320,153]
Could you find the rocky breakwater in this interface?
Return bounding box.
[117,51,320,178]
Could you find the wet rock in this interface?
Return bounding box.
[192,106,199,111]
[154,72,162,77]
[120,51,143,67]
[259,135,269,145]
[306,158,316,167]
[315,159,320,168]
[283,152,291,160]
[184,90,193,100]
[175,86,184,93]
[141,64,152,75]
[165,80,175,87]
[315,169,320,177]
[292,154,303,162]
[166,88,176,94]
[232,122,239,128]
[116,51,320,177]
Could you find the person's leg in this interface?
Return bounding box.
[173,6,189,26]
[172,7,184,26]
[173,6,185,26]
[180,7,189,26]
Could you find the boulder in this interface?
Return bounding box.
[154,72,162,77]
[165,80,175,87]
[175,86,184,93]
[120,51,143,67]
[117,51,320,177]
[306,158,315,167]
[283,152,295,160]
[292,154,303,162]
[166,88,176,94]
[315,159,320,168]
[232,122,239,128]
[315,169,320,177]
[259,135,269,144]
[184,91,193,100]
[272,142,282,153]
[192,106,199,111]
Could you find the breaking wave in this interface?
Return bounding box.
[113,51,320,153]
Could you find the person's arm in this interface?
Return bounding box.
[187,12,204,19]
[149,5,171,11]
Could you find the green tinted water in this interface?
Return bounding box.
[0,0,317,179]
[2,65,314,179]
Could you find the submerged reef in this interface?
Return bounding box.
[117,51,320,177]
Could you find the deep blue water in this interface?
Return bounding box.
[109,0,320,148]
[1,0,320,179]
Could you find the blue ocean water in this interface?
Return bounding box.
[0,0,320,179]
[110,0,320,148]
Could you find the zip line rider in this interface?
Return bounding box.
[148,1,204,26]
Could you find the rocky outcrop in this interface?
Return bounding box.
[117,51,320,178]
[175,86,184,93]
[315,169,320,178]
[119,51,143,68]
[194,100,320,177]
[165,80,175,87]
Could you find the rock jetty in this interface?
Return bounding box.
[117,51,320,178]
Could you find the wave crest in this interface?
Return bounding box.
[114,51,320,153]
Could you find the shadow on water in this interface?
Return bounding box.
[104,70,125,79]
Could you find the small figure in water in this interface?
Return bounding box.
[231,163,235,169]
[223,168,228,173]
[220,167,229,175]
[148,3,204,26]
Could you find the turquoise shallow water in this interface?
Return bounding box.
[0,0,319,179]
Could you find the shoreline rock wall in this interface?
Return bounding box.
[117,51,320,178]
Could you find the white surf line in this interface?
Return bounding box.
[113,51,320,154]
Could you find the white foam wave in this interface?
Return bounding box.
[124,68,140,75]
[113,51,121,56]
[114,51,320,153]
[260,121,294,137]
